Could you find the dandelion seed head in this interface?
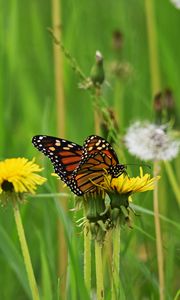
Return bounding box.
[170,0,180,9]
[124,122,180,161]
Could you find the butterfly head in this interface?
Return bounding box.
[108,164,126,178]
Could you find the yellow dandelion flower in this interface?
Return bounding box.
[103,167,160,196]
[0,158,46,197]
[0,158,46,298]
[98,168,160,227]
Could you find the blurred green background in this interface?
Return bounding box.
[0,0,180,299]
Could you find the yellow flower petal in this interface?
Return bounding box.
[0,158,46,195]
[102,168,160,197]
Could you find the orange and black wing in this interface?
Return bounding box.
[82,135,119,165]
[32,135,82,186]
[70,135,126,196]
[70,151,116,195]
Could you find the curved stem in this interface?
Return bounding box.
[13,202,40,300]
[95,241,104,300]
[174,289,180,300]
[111,219,120,300]
[153,161,164,300]
[84,223,91,295]
[164,161,180,206]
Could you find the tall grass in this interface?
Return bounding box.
[1,0,180,299]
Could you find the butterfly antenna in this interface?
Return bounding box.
[124,163,151,170]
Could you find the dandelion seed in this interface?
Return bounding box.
[124,122,180,161]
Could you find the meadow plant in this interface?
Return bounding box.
[1,4,179,299]
[0,158,46,300]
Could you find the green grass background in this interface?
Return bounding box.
[0,0,180,299]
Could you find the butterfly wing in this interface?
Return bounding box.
[32,135,82,186]
[32,134,124,196]
[82,135,119,165]
[70,135,125,195]
[70,151,116,195]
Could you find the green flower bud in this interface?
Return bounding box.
[90,51,105,86]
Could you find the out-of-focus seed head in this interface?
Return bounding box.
[124,121,180,161]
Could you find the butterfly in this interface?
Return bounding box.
[32,135,126,196]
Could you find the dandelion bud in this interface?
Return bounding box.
[95,50,103,64]
[153,92,163,124]
[164,89,174,109]
[90,50,105,86]
[112,30,123,52]
[164,89,175,121]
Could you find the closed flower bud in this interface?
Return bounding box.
[112,30,123,52]
[90,51,105,86]
[153,92,163,124]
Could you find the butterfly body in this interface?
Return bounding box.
[32,135,125,196]
[108,164,125,178]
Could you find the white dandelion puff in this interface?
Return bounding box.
[170,0,180,9]
[124,122,180,161]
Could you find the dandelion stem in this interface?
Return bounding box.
[111,218,120,300]
[145,2,164,296]
[52,0,65,136]
[95,241,104,300]
[164,161,180,206]
[51,0,67,296]
[153,161,165,300]
[145,0,161,96]
[84,223,91,295]
[13,202,40,300]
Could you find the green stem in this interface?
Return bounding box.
[95,241,104,300]
[114,79,124,128]
[174,289,180,300]
[84,223,91,295]
[51,0,68,295]
[145,0,161,96]
[164,161,180,206]
[153,162,165,300]
[94,87,102,135]
[111,219,120,300]
[145,1,164,295]
[13,202,40,300]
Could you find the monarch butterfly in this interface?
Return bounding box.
[32,135,125,196]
